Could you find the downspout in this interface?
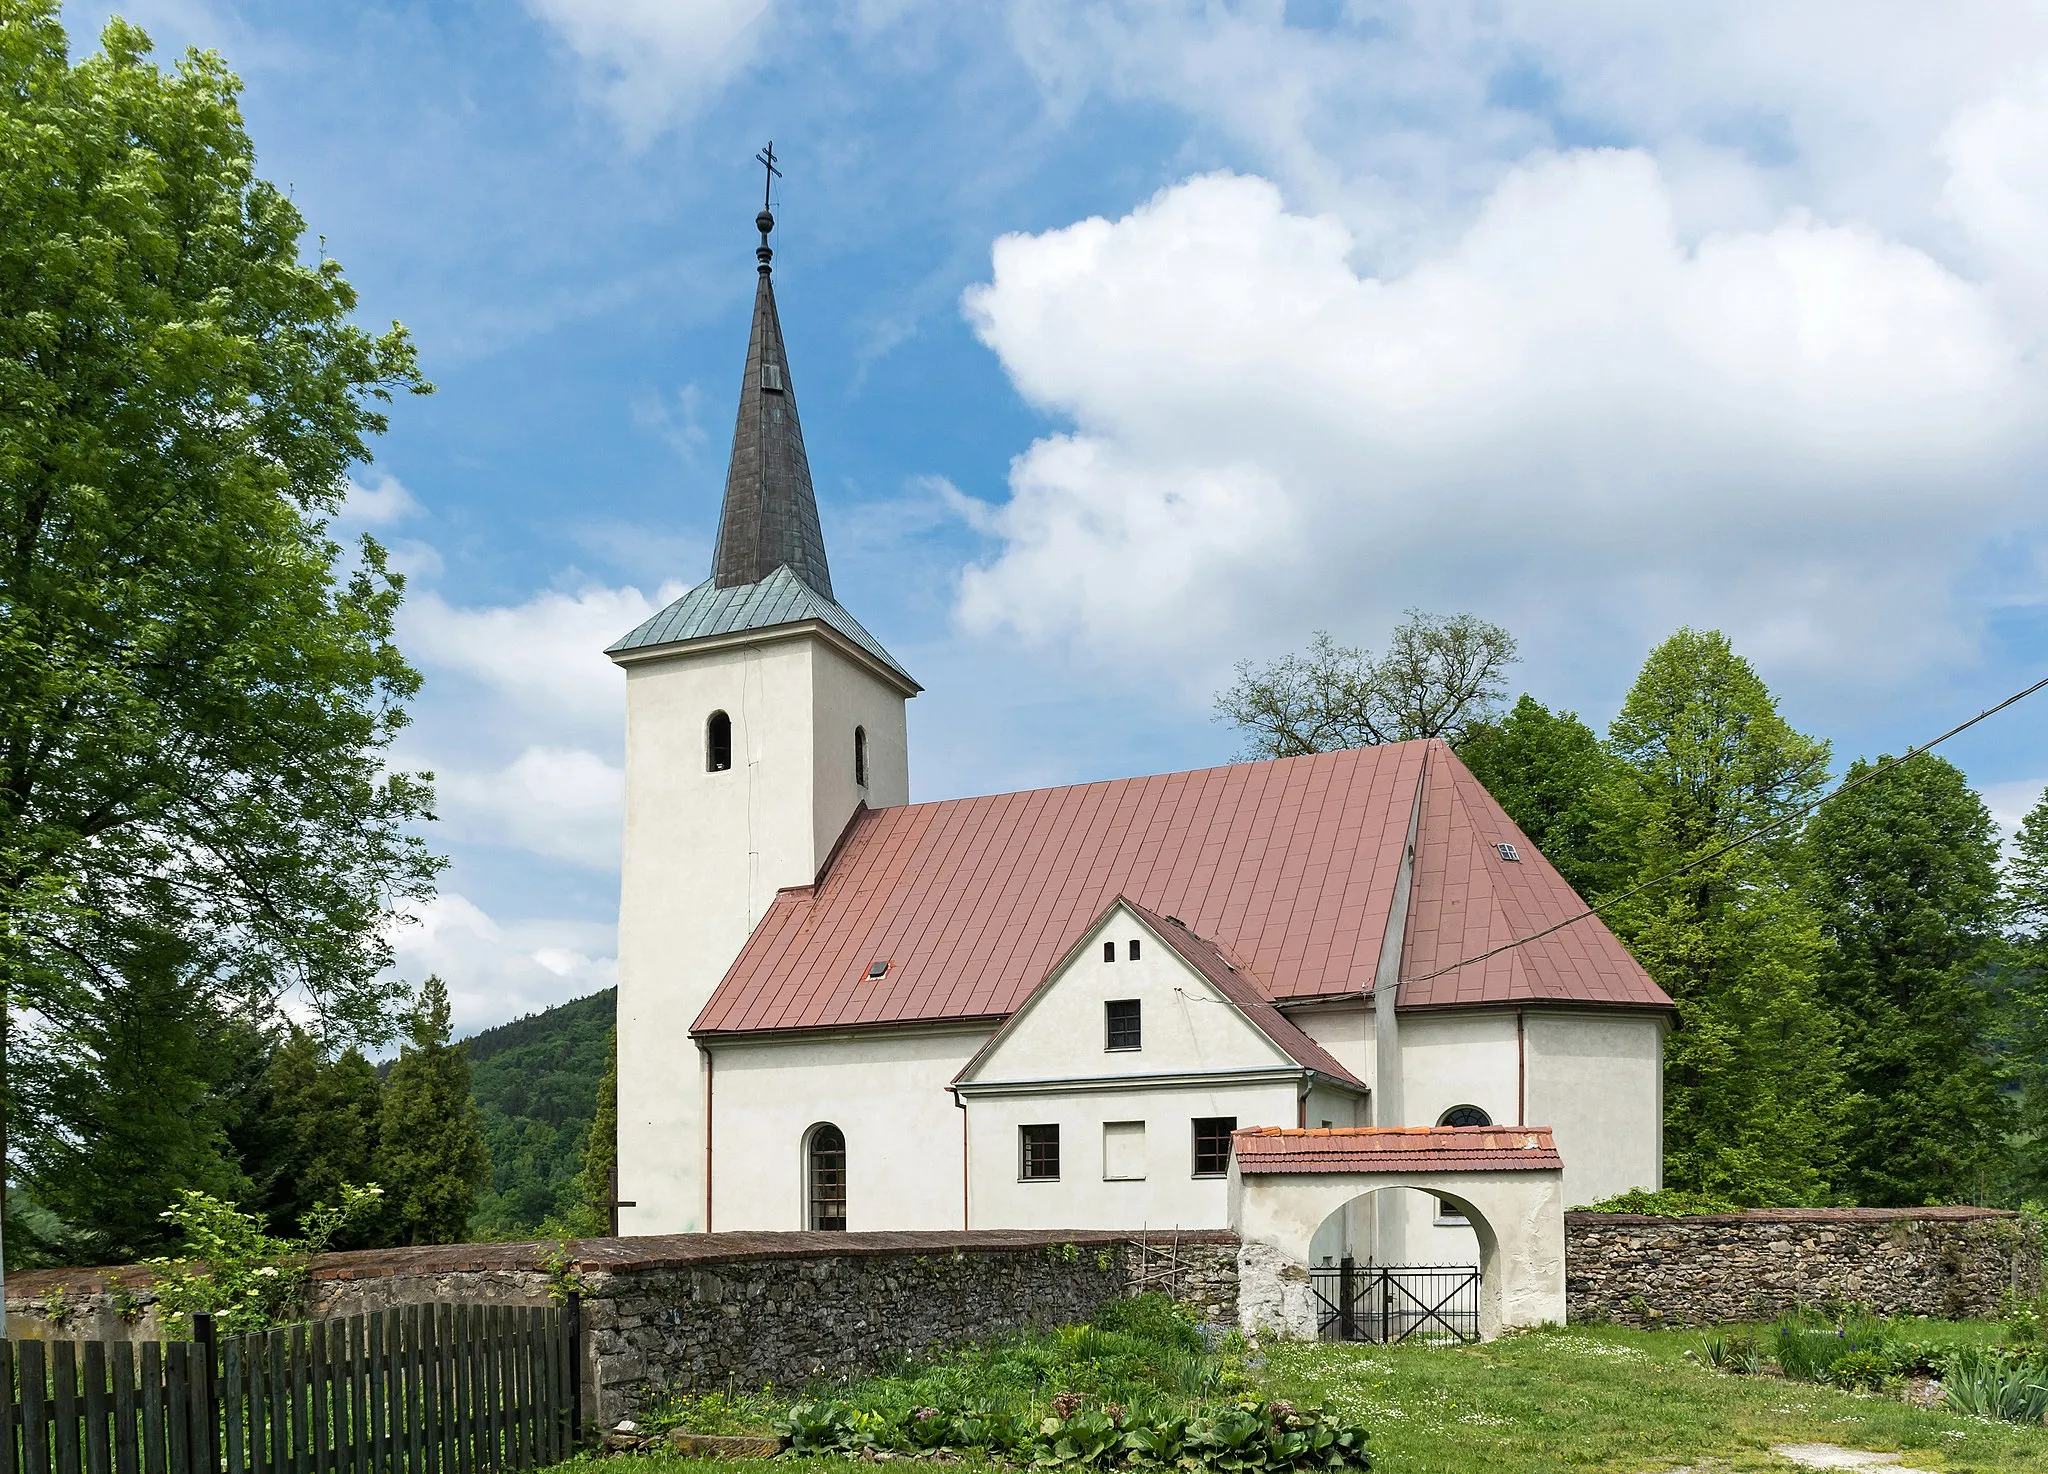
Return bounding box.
[1516,1009,1526,1127]
[703,1045,715,1233]
[1371,756,1430,1129]
[955,1087,969,1229]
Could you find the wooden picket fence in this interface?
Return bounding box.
[0,1304,579,1474]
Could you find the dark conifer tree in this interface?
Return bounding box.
[567,1028,619,1235]
[252,1030,385,1242]
[373,978,490,1244]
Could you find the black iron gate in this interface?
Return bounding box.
[1310,1259,1479,1345]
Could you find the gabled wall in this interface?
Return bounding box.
[958,905,1355,1232]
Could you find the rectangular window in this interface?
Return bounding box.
[1191,1116,1237,1177]
[1020,1124,1060,1181]
[1128,938,1141,961]
[1103,940,1116,963]
[1103,1121,1146,1180]
[1105,999,1142,1051]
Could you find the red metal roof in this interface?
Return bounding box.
[692,740,1671,1037]
[951,897,1366,1088]
[1125,902,1363,1087]
[1233,1126,1563,1174]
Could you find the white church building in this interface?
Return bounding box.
[606,204,1674,1267]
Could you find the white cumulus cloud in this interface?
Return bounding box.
[956,156,2045,691]
[402,581,683,744]
[525,0,773,141]
[389,893,616,1038]
[433,746,625,870]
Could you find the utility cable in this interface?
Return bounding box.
[1408,670,2048,983]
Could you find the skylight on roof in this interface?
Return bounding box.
[761,362,786,392]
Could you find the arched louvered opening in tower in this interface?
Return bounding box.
[706,710,733,772]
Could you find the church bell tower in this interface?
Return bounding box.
[606,154,919,1233]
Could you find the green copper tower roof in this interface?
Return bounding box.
[607,566,918,689]
[608,188,915,690]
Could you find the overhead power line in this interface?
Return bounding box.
[1408,670,2048,984]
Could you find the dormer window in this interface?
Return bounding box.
[706,711,732,772]
[854,726,868,788]
[761,361,786,393]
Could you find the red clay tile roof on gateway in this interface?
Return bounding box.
[692,739,1673,1037]
[1233,1126,1563,1175]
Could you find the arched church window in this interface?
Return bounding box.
[707,711,732,772]
[1436,1106,1490,1223]
[806,1122,847,1231]
[854,726,868,788]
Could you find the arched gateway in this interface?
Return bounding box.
[1227,1126,1567,1342]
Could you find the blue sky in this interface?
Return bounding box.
[68,0,2048,1035]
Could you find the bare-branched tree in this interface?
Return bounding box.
[1215,611,1518,758]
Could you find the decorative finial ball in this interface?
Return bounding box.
[757,209,775,235]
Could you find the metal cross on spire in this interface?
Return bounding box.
[754,141,782,272]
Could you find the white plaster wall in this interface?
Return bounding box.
[1290,1005,1373,1092]
[974,907,1292,1082]
[1397,1011,1520,1130]
[613,633,910,1233]
[810,641,911,860]
[707,1027,986,1231]
[1524,1011,1665,1207]
[1231,1166,1567,1339]
[968,1081,1299,1231]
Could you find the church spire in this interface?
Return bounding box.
[709,142,834,600]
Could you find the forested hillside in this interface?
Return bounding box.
[463,987,615,1237]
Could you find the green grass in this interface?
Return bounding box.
[552,1318,2048,1474]
[1257,1322,2048,1472]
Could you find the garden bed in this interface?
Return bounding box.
[559,1306,2048,1473]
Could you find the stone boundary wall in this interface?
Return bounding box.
[1567,1206,2043,1327]
[5,1229,1240,1424]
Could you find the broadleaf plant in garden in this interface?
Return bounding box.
[144,1183,382,1335]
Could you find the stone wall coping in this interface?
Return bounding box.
[6,1228,1242,1298]
[1566,1206,2019,1227]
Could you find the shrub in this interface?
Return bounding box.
[1772,1316,1907,1385]
[638,1386,784,1437]
[2001,1288,2048,1350]
[145,1185,382,1335]
[1094,1294,1205,1354]
[770,1295,1365,1471]
[1573,1188,1742,1215]
[1693,1330,1763,1374]
[1942,1345,2048,1424]
[778,1395,1371,1470]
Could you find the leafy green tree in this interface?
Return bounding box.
[567,1027,619,1236]
[0,2,440,1241]
[1999,789,2048,1200]
[1215,612,1517,756]
[248,1030,384,1243]
[374,979,490,1245]
[1805,754,2007,1204]
[1598,630,1845,1204]
[1457,695,1623,896]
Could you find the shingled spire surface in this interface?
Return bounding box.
[710,212,833,600]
